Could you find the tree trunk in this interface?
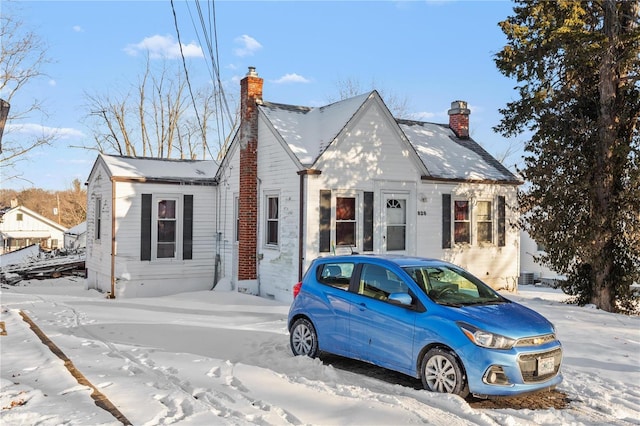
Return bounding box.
[590,0,622,312]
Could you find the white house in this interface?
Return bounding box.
[85,67,523,301]
[85,154,218,298]
[520,228,564,285]
[0,205,67,254]
[215,67,523,302]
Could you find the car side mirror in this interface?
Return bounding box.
[388,292,413,306]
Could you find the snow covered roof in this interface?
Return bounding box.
[260,93,371,166]
[97,154,218,184]
[65,221,87,236]
[259,92,520,183]
[397,119,519,182]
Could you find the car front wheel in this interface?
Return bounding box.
[290,318,318,358]
[421,348,469,397]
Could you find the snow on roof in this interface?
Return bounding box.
[99,154,218,183]
[65,222,87,235]
[260,92,371,166]
[398,120,520,182]
[259,93,519,183]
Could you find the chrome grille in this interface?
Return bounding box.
[515,333,556,347]
[518,347,562,383]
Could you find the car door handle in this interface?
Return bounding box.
[357,302,367,311]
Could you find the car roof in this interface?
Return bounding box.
[314,254,449,268]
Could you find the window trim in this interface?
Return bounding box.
[333,191,360,251]
[264,192,280,248]
[445,196,504,247]
[453,199,471,245]
[475,200,494,245]
[153,196,181,260]
[234,195,240,243]
[94,197,102,241]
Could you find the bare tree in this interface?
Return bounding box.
[328,76,412,119]
[84,58,219,160]
[0,2,56,183]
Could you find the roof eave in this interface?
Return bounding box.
[110,176,217,186]
[420,175,523,186]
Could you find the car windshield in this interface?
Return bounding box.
[402,264,507,306]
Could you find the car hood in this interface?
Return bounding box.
[448,301,554,339]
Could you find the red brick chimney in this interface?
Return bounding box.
[238,67,263,282]
[448,100,470,139]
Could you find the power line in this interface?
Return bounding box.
[181,0,236,160]
[170,0,213,160]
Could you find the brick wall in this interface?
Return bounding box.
[238,68,263,280]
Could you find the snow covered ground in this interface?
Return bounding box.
[1,277,638,425]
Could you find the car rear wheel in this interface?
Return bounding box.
[421,348,469,398]
[290,318,318,358]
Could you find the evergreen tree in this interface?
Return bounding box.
[494,1,640,313]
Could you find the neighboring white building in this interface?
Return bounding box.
[0,205,67,254]
[216,67,523,302]
[85,155,218,298]
[520,228,564,285]
[64,221,87,251]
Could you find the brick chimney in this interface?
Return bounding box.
[238,67,263,284]
[448,100,470,139]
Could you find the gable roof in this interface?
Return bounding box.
[92,154,218,185]
[258,92,521,184]
[259,92,371,166]
[0,205,68,232]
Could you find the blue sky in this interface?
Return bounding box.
[3,0,522,191]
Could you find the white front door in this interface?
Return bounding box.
[382,194,408,254]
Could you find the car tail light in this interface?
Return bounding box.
[293,282,302,298]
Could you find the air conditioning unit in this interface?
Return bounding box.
[519,272,534,286]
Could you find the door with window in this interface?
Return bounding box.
[382,194,408,253]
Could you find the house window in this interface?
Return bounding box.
[266,195,279,246]
[16,213,23,221]
[141,194,192,261]
[235,196,239,242]
[156,199,177,258]
[476,201,493,244]
[454,200,470,244]
[336,196,356,246]
[95,197,101,240]
[443,195,506,248]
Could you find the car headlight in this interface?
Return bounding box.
[458,323,516,350]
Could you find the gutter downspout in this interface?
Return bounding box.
[297,169,321,281]
[110,178,116,298]
[298,172,305,281]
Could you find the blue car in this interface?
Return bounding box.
[288,255,562,398]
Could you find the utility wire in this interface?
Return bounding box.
[170,0,214,160]
[180,0,236,160]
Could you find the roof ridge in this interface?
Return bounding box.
[260,100,311,113]
[102,154,214,163]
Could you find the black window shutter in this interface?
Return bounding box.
[141,194,152,260]
[363,191,374,251]
[183,194,193,260]
[319,190,331,252]
[442,194,452,249]
[498,195,506,247]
